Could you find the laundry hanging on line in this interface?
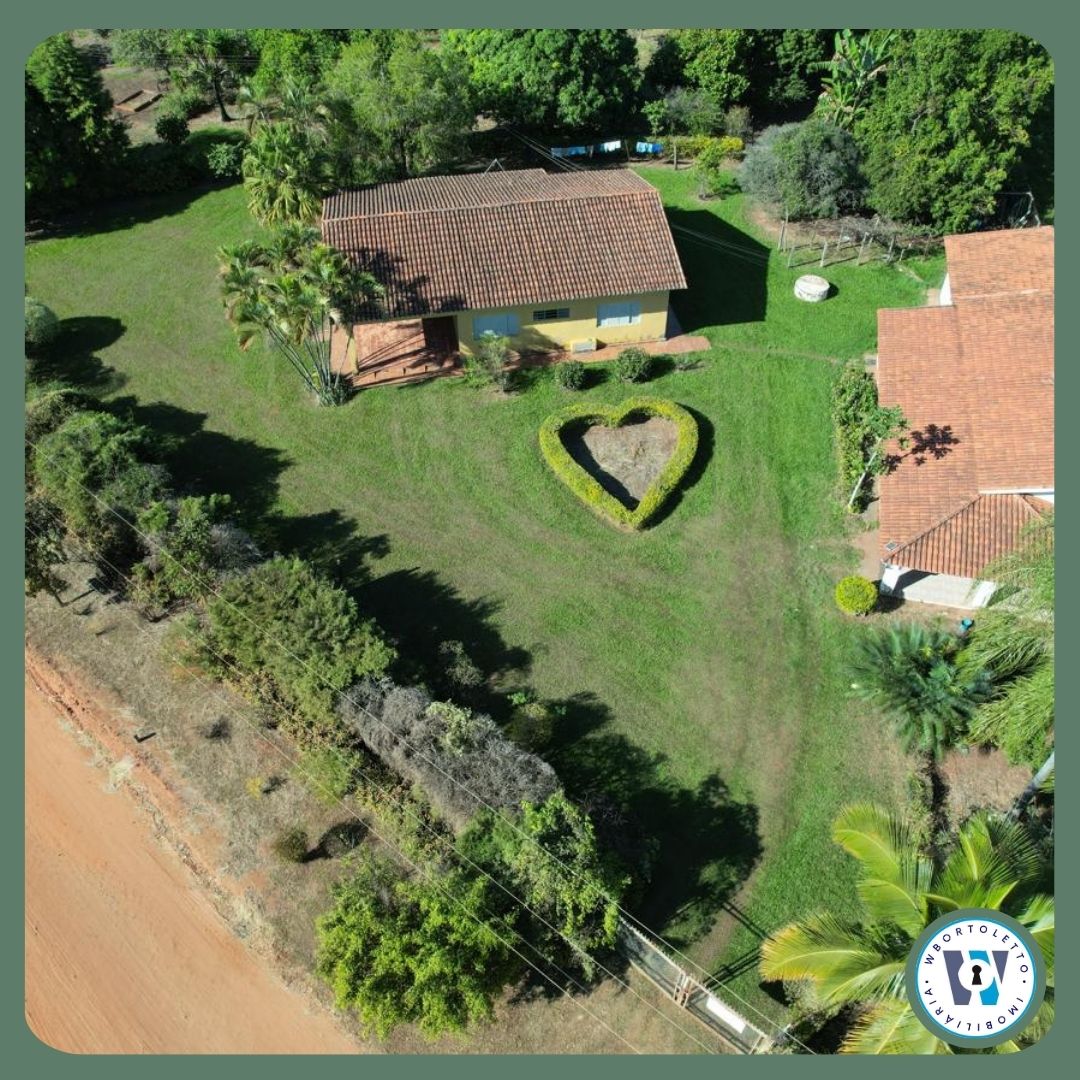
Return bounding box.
[550,145,591,158]
[635,141,664,155]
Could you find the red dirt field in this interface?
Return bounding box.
[24,671,361,1055]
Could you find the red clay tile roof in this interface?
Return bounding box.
[321,169,687,319]
[877,227,1053,578]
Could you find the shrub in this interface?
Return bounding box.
[295,744,366,805]
[832,360,907,511]
[554,360,587,390]
[157,86,206,121]
[32,410,167,566]
[206,139,244,178]
[741,119,864,219]
[124,142,201,195]
[154,113,189,146]
[271,826,310,863]
[613,347,653,383]
[437,639,484,697]
[723,104,753,141]
[538,397,699,529]
[463,332,515,391]
[835,575,878,615]
[190,556,396,738]
[25,297,60,356]
[340,679,561,832]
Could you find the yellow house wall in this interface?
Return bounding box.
[454,291,670,355]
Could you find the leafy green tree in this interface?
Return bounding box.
[810,29,896,129]
[31,411,166,566]
[761,804,1054,1053]
[855,30,1054,232]
[446,29,640,134]
[665,30,752,110]
[248,29,348,95]
[162,29,254,122]
[25,34,129,213]
[130,493,249,617]
[327,32,472,179]
[462,333,514,392]
[849,624,991,760]
[458,792,627,976]
[24,495,66,600]
[107,29,175,77]
[741,119,864,219]
[316,853,522,1038]
[963,514,1054,765]
[25,296,60,356]
[191,555,394,737]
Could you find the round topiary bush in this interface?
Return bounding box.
[613,347,653,383]
[25,296,60,356]
[554,360,587,390]
[835,575,878,616]
[155,113,189,146]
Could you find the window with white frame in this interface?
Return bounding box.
[596,300,642,328]
[532,307,570,321]
[471,312,520,338]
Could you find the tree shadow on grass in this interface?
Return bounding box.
[29,316,128,394]
[548,719,762,949]
[359,567,532,693]
[665,207,769,333]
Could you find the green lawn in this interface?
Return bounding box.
[26,168,933,1020]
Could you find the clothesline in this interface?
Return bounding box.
[549,138,665,158]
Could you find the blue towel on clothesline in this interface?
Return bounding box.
[635,141,663,155]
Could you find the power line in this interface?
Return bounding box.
[24,515,661,1055]
[27,425,804,1051]
[24,505,722,1055]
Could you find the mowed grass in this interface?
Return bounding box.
[26,169,930,1021]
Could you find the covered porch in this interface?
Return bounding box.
[329,315,460,388]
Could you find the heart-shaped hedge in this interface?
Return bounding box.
[539,397,699,529]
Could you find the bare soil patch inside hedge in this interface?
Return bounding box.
[563,416,678,508]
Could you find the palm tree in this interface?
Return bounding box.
[849,624,991,760]
[963,514,1054,766]
[760,804,1054,1053]
[242,123,325,226]
[218,234,352,406]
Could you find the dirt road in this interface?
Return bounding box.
[24,674,360,1055]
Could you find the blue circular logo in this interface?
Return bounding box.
[905,909,1046,1048]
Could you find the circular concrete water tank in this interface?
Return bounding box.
[794,274,831,302]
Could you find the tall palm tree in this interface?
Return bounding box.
[218,235,351,405]
[849,624,991,760]
[760,804,1054,1053]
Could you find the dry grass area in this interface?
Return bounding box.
[25,563,717,1054]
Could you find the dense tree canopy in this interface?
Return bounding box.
[25,34,129,213]
[316,853,522,1038]
[328,32,472,179]
[446,29,641,134]
[855,30,1053,232]
[247,28,348,94]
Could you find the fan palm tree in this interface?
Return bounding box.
[849,624,991,760]
[242,122,325,226]
[760,804,1054,1053]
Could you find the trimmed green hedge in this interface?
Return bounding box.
[539,397,699,530]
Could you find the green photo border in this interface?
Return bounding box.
[6,2,1069,1074]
